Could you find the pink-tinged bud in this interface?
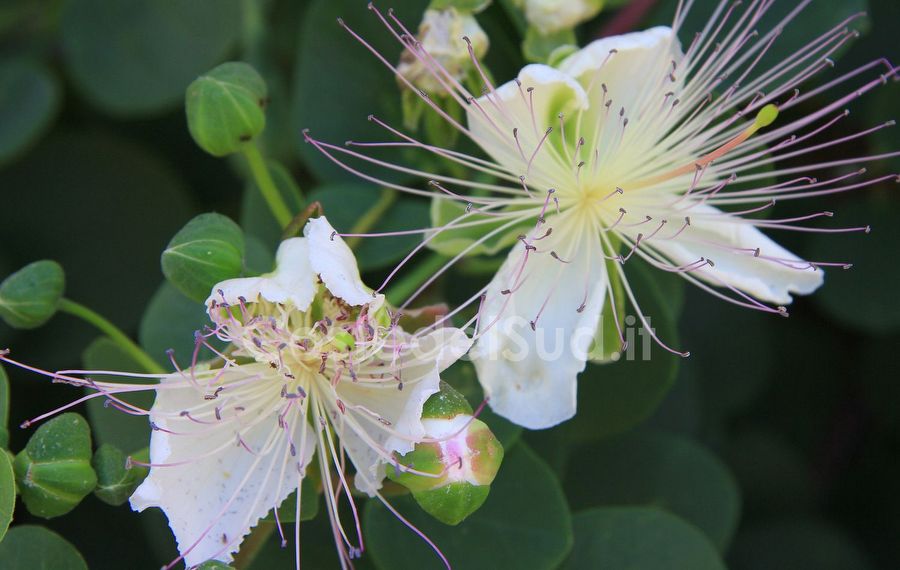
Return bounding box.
[387,382,503,525]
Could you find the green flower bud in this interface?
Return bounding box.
[429,0,492,13]
[92,444,148,506]
[522,26,576,64]
[161,213,246,303]
[422,380,473,419]
[186,62,268,157]
[387,383,503,525]
[397,9,489,95]
[14,413,97,519]
[0,260,64,330]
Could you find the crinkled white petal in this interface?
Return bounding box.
[305,216,379,306]
[558,26,678,83]
[207,238,316,311]
[323,327,463,495]
[416,326,474,372]
[645,203,824,304]
[467,64,589,186]
[130,363,316,567]
[471,224,607,429]
[328,349,444,495]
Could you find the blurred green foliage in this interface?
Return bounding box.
[0,0,897,568]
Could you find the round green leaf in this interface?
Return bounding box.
[139,281,224,369]
[262,475,319,524]
[565,431,741,551]
[728,518,873,570]
[60,0,242,116]
[186,62,268,157]
[0,525,88,570]
[0,364,9,448]
[83,337,154,454]
[0,260,65,330]
[292,0,428,183]
[569,261,683,440]
[679,290,774,422]
[720,428,815,518]
[564,507,725,570]
[0,59,60,166]
[427,198,530,258]
[14,413,97,519]
[92,444,148,506]
[809,196,900,334]
[0,450,14,542]
[161,213,245,303]
[365,443,573,570]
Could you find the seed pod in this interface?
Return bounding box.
[14,413,97,519]
[185,62,268,157]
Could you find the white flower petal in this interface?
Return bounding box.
[330,354,443,495]
[416,326,474,372]
[467,64,589,183]
[207,238,316,311]
[557,27,679,162]
[559,26,679,94]
[645,203,824,304]
[471,225,607,429]
[305,216,378,306]
[130,364,316,566]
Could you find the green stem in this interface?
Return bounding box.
[232,523,275,569]
[386,253,451,306]
[240,0,264,63]
[344,189,398,250]
[57,299,165,375]
[242,142,293,229]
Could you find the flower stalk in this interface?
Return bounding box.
[56,298,164,375]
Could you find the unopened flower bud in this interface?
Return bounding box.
[397,9,489,95]
[185,62,268,157]
[523,0,602,35]
[387,382,503,525]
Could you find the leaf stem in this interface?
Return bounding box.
[242,142,293,229]
[385,253,451,306]
[57,299,165,375]
[344,188,398,250]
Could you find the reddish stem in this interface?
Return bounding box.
[597,0,659,38]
